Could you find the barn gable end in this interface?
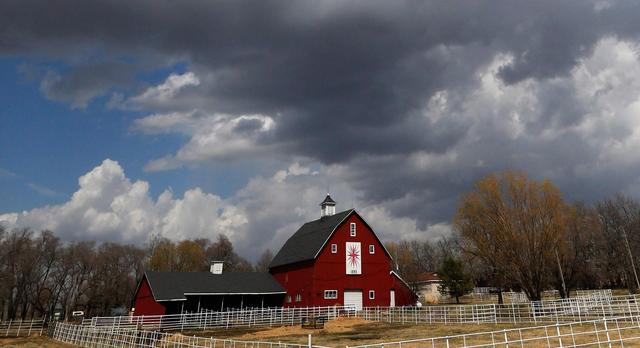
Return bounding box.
[269,196,417,308]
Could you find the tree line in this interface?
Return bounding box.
[0,229,273,321]
[390,172,640,302]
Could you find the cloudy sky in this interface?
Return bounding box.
[2,0,640,259]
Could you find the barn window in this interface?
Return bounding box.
[324,290,338,299]
[369,245,375,254]
[369,290,375,300]
[350,223,356,237]
[331,244,337,253]
[286,295,292,303]
[296,294,302,302]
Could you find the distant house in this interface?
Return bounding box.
[414,272,442,304]
[269,195,416,309]
[132,194,416,316]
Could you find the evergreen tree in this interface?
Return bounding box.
[437,256,474,304]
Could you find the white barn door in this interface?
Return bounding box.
[344,290,363,311]
[390,290,396,307]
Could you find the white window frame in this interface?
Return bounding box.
[286,295,292,303]
[295,294,302,302]
[369,245,375,254]
[331,244,337,253]
[350,222,356,237]
[369,290,375,300]
[324,290,338,299]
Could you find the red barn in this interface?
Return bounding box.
[131,194,416,316]
[269,195,416,309]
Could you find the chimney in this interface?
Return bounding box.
[210,261,224,274]
[320,194,336,217]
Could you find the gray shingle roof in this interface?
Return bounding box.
[269,209,354,269]
[145,272,285,301]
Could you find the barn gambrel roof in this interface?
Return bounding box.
[269,209,392,269]
[143,272,285,302]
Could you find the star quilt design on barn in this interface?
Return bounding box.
[347,243,360,268]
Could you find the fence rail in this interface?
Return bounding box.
[459,289,614,304]
[346,316,640,348]
[83,305,357,332]
[0,319,46,337]
[359,293,634,325]
[53,321,322,348]
[54,316,640,348]
[79,291,623,333]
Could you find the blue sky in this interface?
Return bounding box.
[0,57,262,211]
[3,1,640,258]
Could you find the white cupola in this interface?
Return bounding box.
[320,194,336,217]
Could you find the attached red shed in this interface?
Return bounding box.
[269,195,417,309]
[132,271,285,316]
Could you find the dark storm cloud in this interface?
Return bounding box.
[40,61,136,108]
[3,0,640,230]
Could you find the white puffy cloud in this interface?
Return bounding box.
[127,72,200,109]
[0,159,248,245]
[0,159,448,260]
[136,111,276,171]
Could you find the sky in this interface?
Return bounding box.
[2,0,640,260]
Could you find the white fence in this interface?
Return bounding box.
[79,293,626,333]
[0,319,46,337]
[0,319,45,337]
[54,316,640,348]
[574,289,613,299]
[83,306,356,331]
[464,289,613,304]
[53,321,326,348]
[346,316,640,348]
[359,293,635,325]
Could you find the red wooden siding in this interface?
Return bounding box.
[391,273,417,306]
[133,276,167,316]
[270,260,315,307]
[313,213,396,307]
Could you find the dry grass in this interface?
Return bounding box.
[186,317,640,347]
[186,317,544,347]
[0,335,75,347]
[11,313,640,347]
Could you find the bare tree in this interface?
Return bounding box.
[174,240,206,272]
[597,195,640,292]
[147,237,176,272]
[205,234,254,272]
[255,249,274,272]
[455,172,567,301]
[554,203,603,297]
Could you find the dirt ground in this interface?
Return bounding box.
[0,335,75,347]
[188,316,640,347]
[7,315,640,347]
[188,316,543,347]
